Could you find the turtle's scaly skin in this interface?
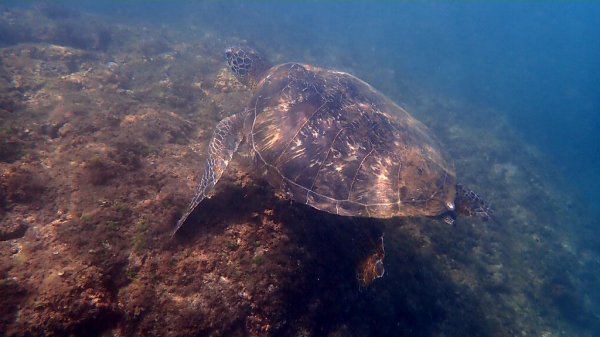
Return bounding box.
[247,63,456,218]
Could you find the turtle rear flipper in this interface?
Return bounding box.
[356,234,385,289]
[172,111,246,236]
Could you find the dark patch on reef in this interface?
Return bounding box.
[0,222,28,241]
[0,277,27,334]
[0,128,24,163]
[2,168,45,204]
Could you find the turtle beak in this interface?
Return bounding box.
[442,213,456,225]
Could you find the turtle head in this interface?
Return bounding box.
[225,46,271,89]
[441,184,497,225]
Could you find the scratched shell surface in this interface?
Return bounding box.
[245,63,456,218]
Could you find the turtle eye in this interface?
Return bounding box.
[375,260,385,277]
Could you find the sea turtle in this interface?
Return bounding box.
[173,46,494,285]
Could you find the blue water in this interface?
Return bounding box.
[76,1,600,215]
[19,1,599,191]
[2,1,599,335]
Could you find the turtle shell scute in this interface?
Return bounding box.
[245,63,456,218]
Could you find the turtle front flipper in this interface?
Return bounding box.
[172,111,246,236]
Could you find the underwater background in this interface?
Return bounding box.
[78,1,600,218]
[0,1,599,337]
